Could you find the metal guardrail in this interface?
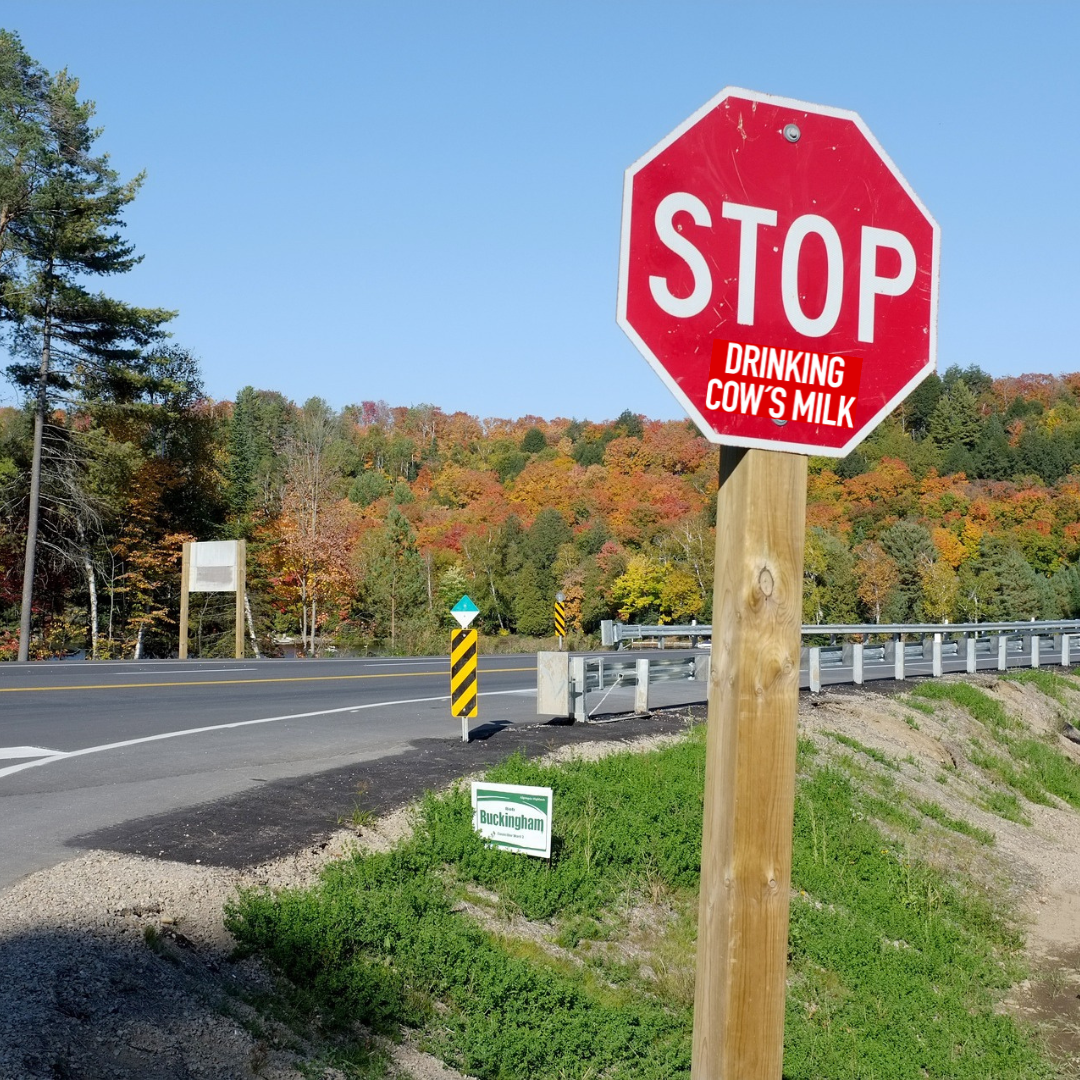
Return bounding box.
[537,651,706,721]
[601,618,1080,648]
[601,620,709,648]
[598,619,1080,694]
[805,628,1077,691]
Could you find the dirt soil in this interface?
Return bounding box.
[4,679,1080,1078]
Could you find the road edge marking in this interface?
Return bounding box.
[0,688,537,780]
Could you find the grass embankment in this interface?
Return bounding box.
[226,710,1065,1079]
[912,678,1080,814]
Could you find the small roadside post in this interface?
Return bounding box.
[554,591,567,650]
[450,595,479,742]
[618,88,938,1077]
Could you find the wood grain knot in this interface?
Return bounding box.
[757,566,775,598]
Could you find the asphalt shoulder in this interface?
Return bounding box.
[67,710,699,869]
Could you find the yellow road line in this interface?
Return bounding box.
[0,666,537,694]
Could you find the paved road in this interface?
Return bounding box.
[0,652,708,889]
[0,655,541,888]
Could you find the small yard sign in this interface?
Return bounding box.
[471,781,553,859]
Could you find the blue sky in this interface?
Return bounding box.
[2,2,1077,422]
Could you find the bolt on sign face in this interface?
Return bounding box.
[618,88,939,456]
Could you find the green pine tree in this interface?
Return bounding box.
[879,519,935,622]
[972,415,1013,480]
[1,32,175,659]
[928,379,981,451]
[225,386,261,521]
[513,561,551,636]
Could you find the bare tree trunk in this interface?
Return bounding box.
[107,555,116,652]
[134,621,145,660]
[299,573,309,655]
[84,554,99,660]
[17,323,51,662]
[310,595,317,656]
[244,593,262,659]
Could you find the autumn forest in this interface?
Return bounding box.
[4,363,1080,660]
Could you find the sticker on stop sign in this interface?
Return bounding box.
[617,88,939,457]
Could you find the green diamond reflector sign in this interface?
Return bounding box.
[451,595,479,629]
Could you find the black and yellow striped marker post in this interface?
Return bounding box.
[451,627,478,741]
[554,591,567,650]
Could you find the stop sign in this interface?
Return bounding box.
[617,88,939,457]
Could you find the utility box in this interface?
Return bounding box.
[537,652,570,717]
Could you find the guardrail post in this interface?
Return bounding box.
[966,635,976,674]
[809,646,821,692]
[695,654,711,701]
[600,620,615,647]
[1064,634,1072,668]
[1031,634,1040,669]
[536,652,570,718]
[932,634,943,678]
[635,658,650,714]
[894,634,904,681]
[852,642,863,685]
[997,634,1007,671]
[570,656,586,722]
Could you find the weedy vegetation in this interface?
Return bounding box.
[912,681,1080,811]
[225,716,1060,1079]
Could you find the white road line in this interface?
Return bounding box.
[0,746,63,760]
[111,667,260,675]
[0,688,536,780]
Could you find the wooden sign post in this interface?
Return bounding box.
[692,447,806,1078]
[179,539,247,660]
[617,88,939,1077]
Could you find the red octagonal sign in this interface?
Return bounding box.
[618,88,940,457]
